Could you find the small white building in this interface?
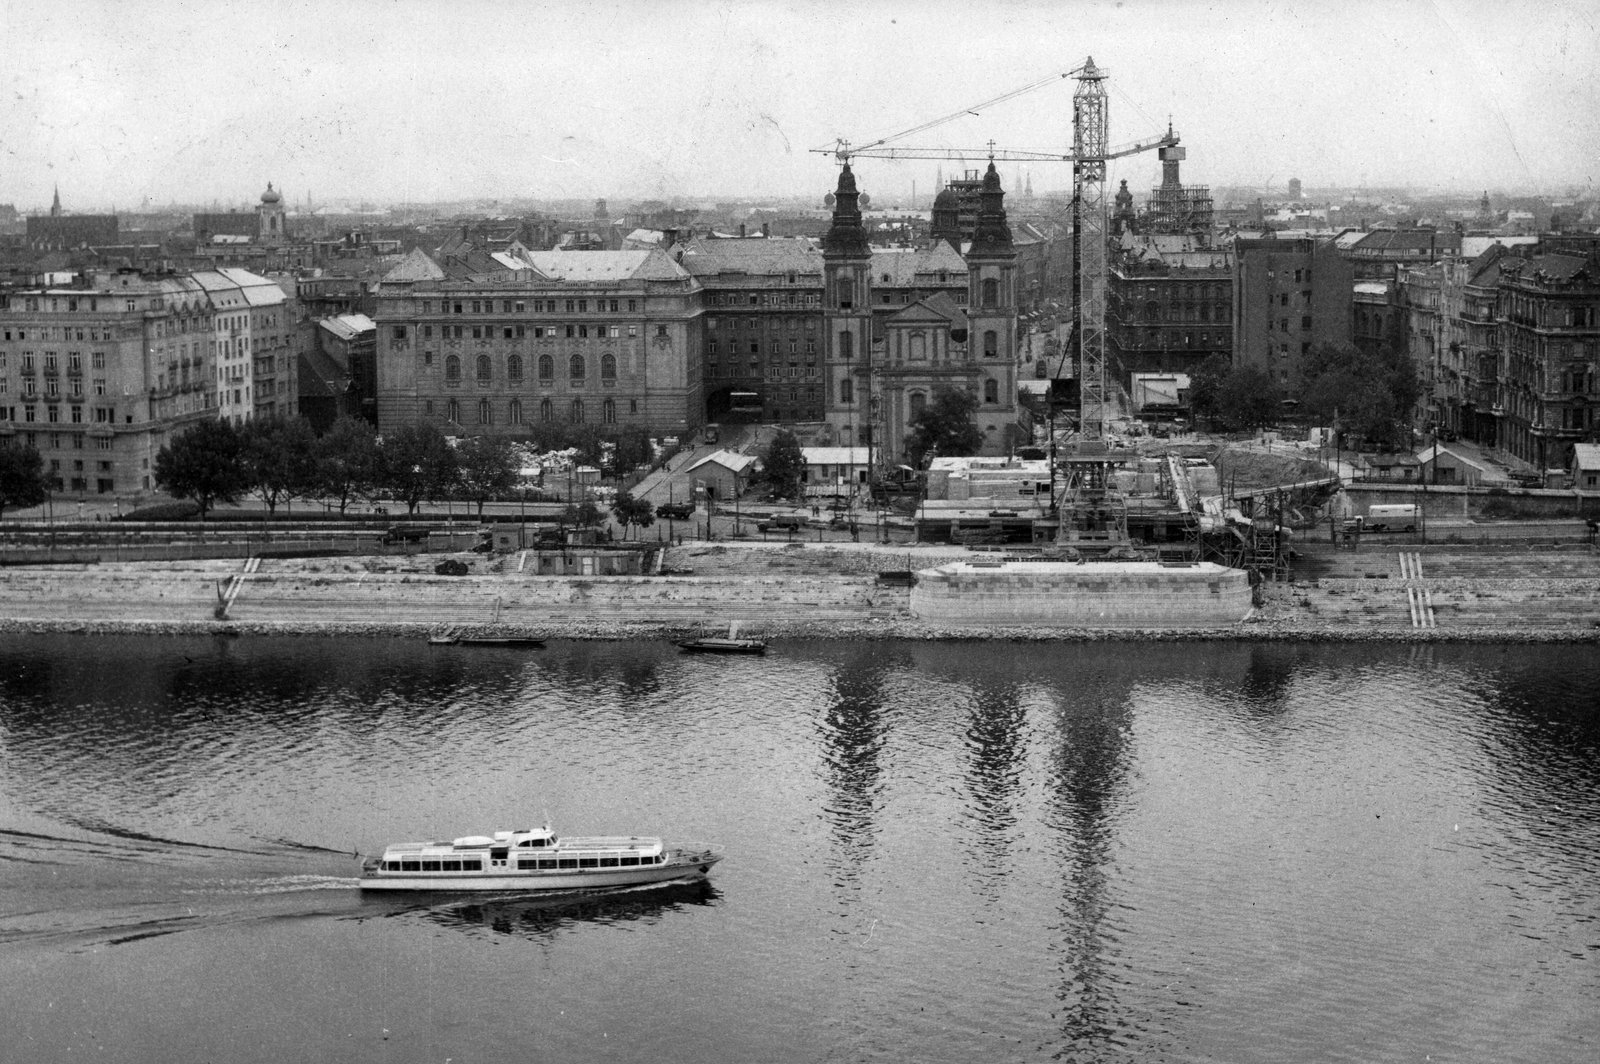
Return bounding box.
[801,447,870,493]
[1572,443,1600,494]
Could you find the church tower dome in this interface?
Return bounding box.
[260,182,281,204]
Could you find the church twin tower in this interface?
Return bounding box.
[820,161,1018,459]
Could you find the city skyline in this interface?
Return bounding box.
[3,0,1596,211]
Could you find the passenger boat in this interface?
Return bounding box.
[359,824,721,892]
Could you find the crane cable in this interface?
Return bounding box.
[822,68,1083,157]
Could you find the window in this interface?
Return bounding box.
[984,379,998,403]
[909,392,926,419]
[507,354,523,381]
[839,331,853,359]
[570,354,586,380]
[983,330,998,357]
[447,398,460,423]
[603,398,616,424]
[509,399,522,423]
[476,354,492,382]
[601,353,617,380]
[393,326,407,340]
[445,354,461,381]
[540,398,552,421]
[1301,316,1312,331]
[982,278,998,308]
[837,277,854,309]
[840,377,854,403]
[538,354,554,380]
[477,399,491,424]
[570,399,585,423]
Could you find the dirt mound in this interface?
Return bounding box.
[1216,448,1327,492]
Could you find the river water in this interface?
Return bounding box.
[1,635,1596,1063]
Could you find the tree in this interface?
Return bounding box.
[1299,341,1421,450]
[315,416,381,514]
[455,435,519,518]
[562,500,603,528]
[1216,366,1281,431]
[153,418,249,519]
[1188,354,1231,427]
[380,422,458,515]
[612,425,655,474]
[904,386,982,468]
[761,430,805,500]
[0,441,49,521]
[241,417,318,515]
[611,490,655,539]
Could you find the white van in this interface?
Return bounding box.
[1360,504,1419,532]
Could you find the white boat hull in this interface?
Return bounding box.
[360,850,721,892]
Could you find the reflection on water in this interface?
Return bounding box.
[405,877,721,942]
[1,635,1597,1064]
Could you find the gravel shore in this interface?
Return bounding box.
[2,615,1596,644]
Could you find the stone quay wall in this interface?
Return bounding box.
[910,561,1252,628]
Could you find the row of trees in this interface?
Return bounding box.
[1190,342,1421,449]
[153,416,660,520]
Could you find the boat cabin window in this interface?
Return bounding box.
[490,848,508,861]
[384,857,482,873]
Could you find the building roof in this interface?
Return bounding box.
[319,313,376,341]
[870,242,968,285]
[1572,443,1600,472]
[522,249,689,282]
[675,236,821,277]
[801,447,869,465]
[1415,443,1489,472]
[1348,228,1463,256]
[383,247,447,283]
[685,449,758,475]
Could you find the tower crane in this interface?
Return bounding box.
[814,57,1177,441]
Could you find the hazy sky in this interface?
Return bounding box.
[2,0,1596,212]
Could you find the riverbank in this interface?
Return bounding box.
[2,542,1597,643]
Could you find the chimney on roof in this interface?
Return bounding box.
[663,228,678,249]
[739,223,746,238]
[762,221,771,238]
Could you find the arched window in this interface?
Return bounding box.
[840,377,854,404]
[570,399,585,423]
[447,398,460,424]
[477,399,491,424]
[507,354,523,382]
[509,398,522,424]
[983,330,998,357]
[475,355,491,382]
[603,398,616,424]
[570,354,586,380]
[445,354,461,381]
[836,277,854,308]
[539,398,552,422]
[909,392,927,419]
[601,353,617,380]
[984,378,998,404]
[538,354,554,380]
[982,278,998,308]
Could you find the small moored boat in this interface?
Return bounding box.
[360,824,721,892]
[677,621,767,655]
[676,636,767,654]
[457,636,545,648]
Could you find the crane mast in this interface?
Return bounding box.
[817,57,1171,442]
[1072,58,1110,439]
